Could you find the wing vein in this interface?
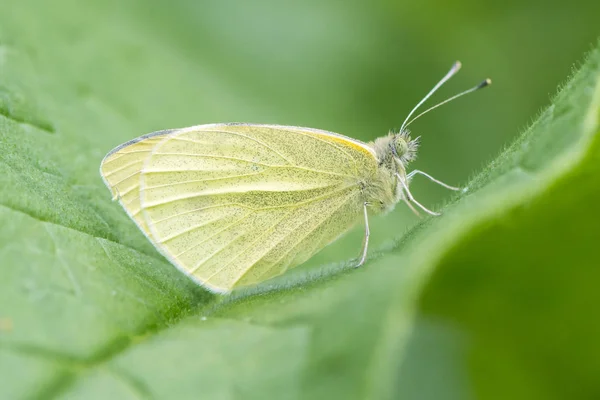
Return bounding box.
[152,203,240,224]
[231,189,358,286]
[144,184,359,211]
[149,152,277,166]
[103,149,153,164]
[156,212,239,243]
[202,209,294,283]
[103,159,144,177]
[195,129,294,165]
[143,182,344,208]
[105,171,143,194]
[144,164,354,179]
[144,172,263,190]
[171,212,252,258]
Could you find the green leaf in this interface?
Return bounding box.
[1,1,599,399]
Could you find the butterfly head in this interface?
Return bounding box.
[367,62,490,216]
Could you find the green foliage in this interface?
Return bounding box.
[1,1,599,399]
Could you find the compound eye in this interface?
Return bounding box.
[394,138,408,158]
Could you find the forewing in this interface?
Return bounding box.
[101,124,377,292]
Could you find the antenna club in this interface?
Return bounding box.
[453,61,462,71]
[476,78,492,89]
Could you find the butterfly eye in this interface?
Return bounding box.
[394,137,409,158]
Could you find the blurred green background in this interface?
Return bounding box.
[66,0,600,267]
[1,0,599,398]
[3,0,598,262]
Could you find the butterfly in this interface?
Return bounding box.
[100,61,490,293]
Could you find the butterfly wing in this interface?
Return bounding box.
[99,129,177,238]
[100,123,378,292]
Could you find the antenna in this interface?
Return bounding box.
[403,78,492,129]
[399,61,462,133]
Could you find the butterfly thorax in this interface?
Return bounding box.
[363,130,419,214]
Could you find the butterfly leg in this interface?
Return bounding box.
[401,193,421,217]
[407,169,460,191]
[357,202,370,267]
[396,173,441,216]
